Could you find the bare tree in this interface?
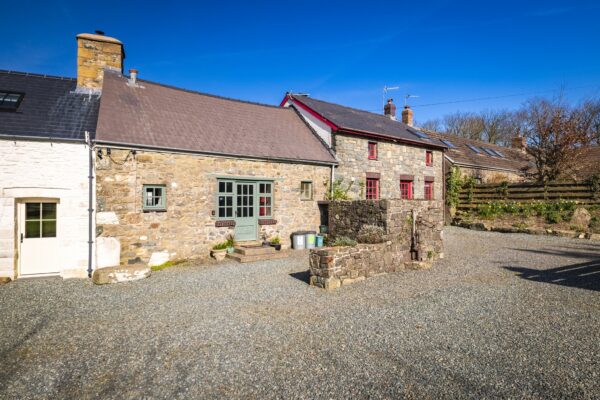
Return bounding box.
[417,118,442,132]
[443,111,485,140]
[521,98,595,182]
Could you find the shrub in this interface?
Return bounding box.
[356,225,386,243]
[590,216,600,233]
[475,200,577,224]
[331,236,357,247]
[212,242,228,250]
[270,236,281,245]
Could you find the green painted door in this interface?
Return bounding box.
[234,182,258,241]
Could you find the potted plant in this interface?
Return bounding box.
[225,234,236,254]
[269,236,282,251]
[211,242,228,261]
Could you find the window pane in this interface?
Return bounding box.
[259,183,265,194]
[42,220,56,238]
[25,221,40,238]
[226,182,233,192]
[219,196,226,207]
[41,203,56,220]
[226,208,233,217]
[264,184,271,194]
[226,197,232,207]
[26,203,41,220]
[219,182,226,193]
[219,208,225,218]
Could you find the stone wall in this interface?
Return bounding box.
[458,165,525,184]
[95,149,331,266]
[333,133,444,200]
[310,199,444,289]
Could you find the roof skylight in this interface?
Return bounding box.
[482,148,497,156]
[440,139,457,149]
[410,129,430,140]
[0,92,24,111]
[467,144,482,154]
[492,149,505,158]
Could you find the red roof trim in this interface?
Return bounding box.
[337,128,446,150]
[285,96,339,130]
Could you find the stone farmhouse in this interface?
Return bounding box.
[281,95,447,201]
[423,129,532,183]
[1,29,527,279]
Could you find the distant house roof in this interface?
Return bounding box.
[422,129,533,173]
[96,71,337,165]
[283,94,446,149]
[0,70,100,141]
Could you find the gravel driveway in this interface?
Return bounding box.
[1,227,599,399]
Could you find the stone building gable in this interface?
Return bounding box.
[95,149,331,266]
[332,133,444,200]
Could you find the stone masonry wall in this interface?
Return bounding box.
[96,149,331,266]
[310,199,444,289]
[459,166,526,184]
[333,133,444,200]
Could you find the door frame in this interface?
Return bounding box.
[233,181,258,241]
[16,197,60,278]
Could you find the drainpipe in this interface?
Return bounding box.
[330,164,335,199]
[86,131,94,278]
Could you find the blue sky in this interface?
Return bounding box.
[2,0,600,121]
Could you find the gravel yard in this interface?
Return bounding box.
[1,227,599,399]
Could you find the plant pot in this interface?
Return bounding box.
[211,249,227,261]
[273,244,281,251]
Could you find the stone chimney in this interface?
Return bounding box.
[76,31,125,91]
[402,105,414,127]
[384,98,396,120]
[511,134,527,153]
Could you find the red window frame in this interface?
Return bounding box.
[425,150,433,167]
[424,181,434,200]
[366,178,379,200]
[400,180,413,200]
[368,142,378,160]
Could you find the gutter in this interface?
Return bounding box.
[0,134,86,144]
[94,140,338,167]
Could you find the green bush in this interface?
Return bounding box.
[331,236,358,247]
[475,200,577,224]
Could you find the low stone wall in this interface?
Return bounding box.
[310,199,444,289]
[309,242,433,289]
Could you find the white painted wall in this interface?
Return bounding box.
[283,99,333,147]
[0,139,92,279]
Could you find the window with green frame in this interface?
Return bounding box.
[143,185,166,211]
[217,180,234,218]
[259,182,273,217]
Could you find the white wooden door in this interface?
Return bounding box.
[18,201,60,276]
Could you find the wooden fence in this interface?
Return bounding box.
[457,181,599,209]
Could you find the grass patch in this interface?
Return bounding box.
[151,259,186,272]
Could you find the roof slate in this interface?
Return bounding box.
[0,70,100,140]
[96,71,337,164]
[422,129,533,172]
[289,95,446,148]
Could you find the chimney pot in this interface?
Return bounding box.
[384,98,397,120]
[128,69,138,85]
[95,30,105,35]
[402,105,414,127]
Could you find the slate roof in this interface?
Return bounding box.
[96,71,337,164]
[287,94,446,148]
[422,129,533,173]
[0,70,100,140]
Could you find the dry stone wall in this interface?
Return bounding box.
[310,199,444,289]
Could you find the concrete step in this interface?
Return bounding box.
[226,251,289,263]
[234,245,276,256]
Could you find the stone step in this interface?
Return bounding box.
[226,251,288,263]
[234,245,276,256]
